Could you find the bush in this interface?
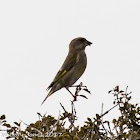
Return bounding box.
[0,86,140,140]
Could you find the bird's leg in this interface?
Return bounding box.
[67,83,85,101]
[67,82,90,101]
[66,88,77,101]
[66,88,74,97]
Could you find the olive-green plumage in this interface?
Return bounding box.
[41,37,92,104]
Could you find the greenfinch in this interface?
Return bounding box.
[42,37,92,104]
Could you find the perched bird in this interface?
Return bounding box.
[41,37,92,104]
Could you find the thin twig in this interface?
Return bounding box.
[20,120,43,134]
[60,103,67,112]
[100,103,108,136]
[101,103,119,118]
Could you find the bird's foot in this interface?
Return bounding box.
[73,95,77,101]
[73,82,84,101]
[67,82,91,101]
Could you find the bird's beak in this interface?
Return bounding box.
[86,40,92,46]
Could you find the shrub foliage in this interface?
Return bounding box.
[0,86,140,140]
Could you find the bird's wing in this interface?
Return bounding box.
[47,53,78,90]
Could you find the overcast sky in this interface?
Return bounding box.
[0,0,140,139]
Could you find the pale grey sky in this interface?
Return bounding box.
[0,0,140,139]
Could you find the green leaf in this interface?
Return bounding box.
[14,122,20,127]
[112,119,117,124]
[114,86,119,92]
[79,95,88,99]
[96,114,101,119]
[73,136,80,140]
[3,123,11,128]
[108,90,112,94]
[37,112,42,117]
[87,117,92,122]
[0,115,6,120]
[113,101,116,104]
[83,88,91,94]
[1,120,7,123]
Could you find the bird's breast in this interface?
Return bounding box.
[75,52,87,76]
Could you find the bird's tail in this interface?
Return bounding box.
[41,90,53,105]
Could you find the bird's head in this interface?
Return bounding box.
[69,37,92,52]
